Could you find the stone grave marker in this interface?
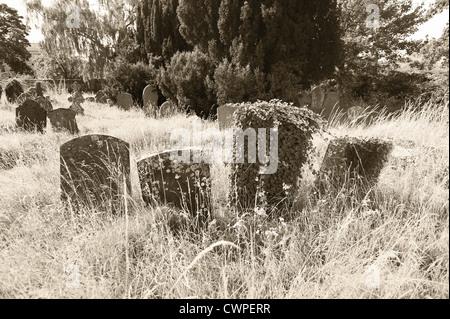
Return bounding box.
[60,135,131,212]
[217,104,240,130]
[143,85,158,108]
[137,148,211,227]
[95,91,107,104]
[85,97,95,102]
[311,86,326,113]
[16,99,47,133]
[317,137,393,194]
[159,101,175,117]
[5,80,24,103]
[320,91,340,119]
[116,93,133,110]
[48,108,79,134]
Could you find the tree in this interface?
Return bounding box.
[338,0,426,81]
[0,4,32,74]
[34,43,84,80]
[27,0,139,79]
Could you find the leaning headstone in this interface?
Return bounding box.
[317,137,393,194]
[16,100,47,133]
[35,96,53,112]
[137,148,211,228]
[142,85,158,108]
[95,91,107,104]
[217,104,240,130]
[85,97,95,103]
[60,135,131,213]
[116,93,133,110]
[5,80,24,103]
[48,108,79,134]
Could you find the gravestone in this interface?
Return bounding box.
[16,100,47,133]
[159,101,175,117]
[5,80,24,103]
[320,91,340,119]
[311,86,326,113]
[217,104,240,130]
[95,91,107,103]
[48,109,79,134]
[69,91,85,115]
[116,93,133,110]
[85,97,95,102]
[35,96,53,112]
[0,85,2,99]
[60,135,131,213]
[137,148,211,227]
[142,85,158,108]
[318,137,393,194]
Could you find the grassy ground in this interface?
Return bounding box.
[0,91,448,299]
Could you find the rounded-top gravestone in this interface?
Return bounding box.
[143,85,158,108]
[217,104,240,130]
[60,135,131,213]
[5,80,24,103]
[16,99,47,133]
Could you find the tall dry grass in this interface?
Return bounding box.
[0,91,448,299]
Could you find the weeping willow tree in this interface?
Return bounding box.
[26,0,139,79]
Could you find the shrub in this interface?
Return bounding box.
[214,60,267,105]
[158,48,216,119]
[228,100,323,215]
[104,61,157,107]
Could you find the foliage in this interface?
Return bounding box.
[0,4,32,74]
[104,60,156,106]
[26,0,140,79]
[34,43,84,80]
[158,48,216,118]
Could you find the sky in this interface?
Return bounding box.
[1,0,449,43]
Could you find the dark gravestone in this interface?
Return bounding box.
[137,149,211,228]
[116,93,133,110]
[48,109,79,134]
[95,90,107,104]
[16,100,47,133]
[60,135,131,213]
[320,91,341,120]
[85,97,95,102]
[318,137,393,194]
[5,80,24,103]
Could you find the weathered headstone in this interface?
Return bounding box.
[95,90,107,104]
[60,135,131,212]
[116,93,133,110]
[5,80,24,103]
[16,100,47,133]
[69,91,85,115]
[142,85,158,108]
[318,137,393,194]
[85,97,95,102]
[137,148,211,227]
[48,108,79,134]
[217,104,240,130]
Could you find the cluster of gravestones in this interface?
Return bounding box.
[217,102,393,211]
[60,135,210,229]
[5,80,80,134]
